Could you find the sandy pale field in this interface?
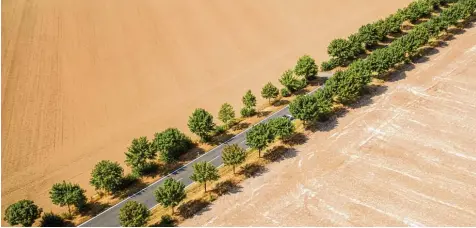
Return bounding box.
[2,0,415,216]
[181,27,476,226]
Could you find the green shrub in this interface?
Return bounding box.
[213,125,226,135]
[280,88,291,97]
[240,107,256,117]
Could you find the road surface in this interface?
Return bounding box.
[80,73,332,227]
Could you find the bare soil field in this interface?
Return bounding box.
[1,0,414,218]
[181,27,476,226]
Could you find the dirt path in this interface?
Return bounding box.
[181,26,476,226]
[1,0,413,218]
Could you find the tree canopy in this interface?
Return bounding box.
[245,123,273,157]
[222,144,247,174]
[267,117,295,140]
[125,136,156,175]
[261,82,279,104]
[4,200,42,227]
[153,128,193,163]
[154,179,186,214]
[218,103,235,126]
[294,55,318,80]
[289,95,320,124]
[188,108,215,142]
[119,201,150,227]
[49,181,87,216]
[279,69,306,92]
[90,160,124,194]
[242,90,257,108]
[190,162,220,192]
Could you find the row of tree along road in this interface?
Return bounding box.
[4,0,476,226]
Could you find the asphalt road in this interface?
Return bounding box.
[80,73,332,227]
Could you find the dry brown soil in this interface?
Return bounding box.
[181,27,476,226]
[2,0,413,218]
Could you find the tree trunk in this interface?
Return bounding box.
[268,98,271,104]
[204,182,207,192]
[67,204,72,216]
[172,206,174,214]
[258,149,261,158]
[233,165,236,174]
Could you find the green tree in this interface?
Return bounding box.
[404,0,433,23]
[314,89,334,121]
[40,212,64,227]
[154,179,186,214]
[261,82,279,104]
[190,162,220,192]
[268,117,295,140]
[280,87,291,97]
[346,59,373,85]
[49,181,87,216]
[356,23,380,48]
[90,160,124,194]
[240,106,256,118]
[245,123,273,158]
[324,71,366,105]
[289,95,319,125]
[119,201,150,227]
[188,108,215,142]
[279,69,306,92]
[153,128,193,164]
[295,55,318,80]
[222,144,247,174]
[327,38,356,63]
[125,136,155,175]
[373,19,388,41]
[4,200,42,227]
[242,90,257,108]
[384,13,404,34]
[218,103,235,127]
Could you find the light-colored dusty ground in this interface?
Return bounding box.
[181,27,476,226]
[1,0,414,217]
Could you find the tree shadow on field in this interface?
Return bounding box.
[308,116,339,133]
[232,122,251,131]
[283,132,308,146]
[263,146,297,163]
[212,180,243,196]
[383,64,414,82]
[238,163,268,178]
[348,84,388,110]
[177,199,211,219]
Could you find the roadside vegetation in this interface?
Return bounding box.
[4,0,475,226]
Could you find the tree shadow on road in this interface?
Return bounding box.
[258,110,272,118]
[115,179,148,199]
[232,122,251,131]
[273,99,290,107]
